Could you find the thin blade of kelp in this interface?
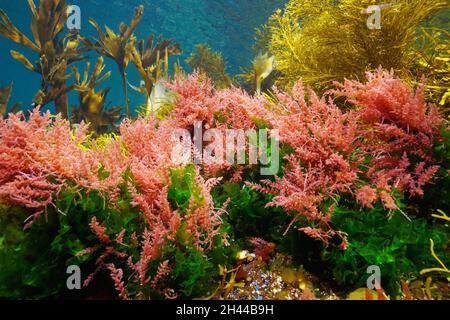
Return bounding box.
[31,0,67,49]
[10,50,35,71]
[0,83,13,115]
[121,5,144,41]
[0,9,39,52]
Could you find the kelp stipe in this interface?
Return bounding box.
[84,5,144,117]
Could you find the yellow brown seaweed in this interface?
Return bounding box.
[130,34,181,116]
[186,44,232,89]
[0,0,88,118]
[265,0,449,110]
[71,57,123,134]
[84,5,144,117]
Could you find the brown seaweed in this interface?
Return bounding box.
[130,34,182,110]
[71,57,123,135]
[0,83,22,117]
[84,5,144,117]
[0,83,13,116]
[186,44,232,89]
[0,0,88,118]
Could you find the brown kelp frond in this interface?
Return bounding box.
[132,34,182,93]
[72,57,123,134]
[186,44,232,89]
[85,5,144,116]
[0,83,13,116]
[71,89,123,135]
[138,34,182,69]
[33,82,75,107]
[9,50,36,72]
[267,0,449,93]
[32,34,85,109]
[0,0,89,118]
[73,57,112,92]
[0,8,39,52]
[130,34,181,116]
[37,35,84,84]
[0,83,22,117]
[27,0,67,51]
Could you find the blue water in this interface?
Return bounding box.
[0,0,285,114]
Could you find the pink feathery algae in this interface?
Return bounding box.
[119,116,180,208]
[151,260,171,288]
[333,68,442,133]
[333,68,443,198]
[0,109,97,224]
[247,81,362,246]
[0,108,126,226]
[164,71,221,129]
[165,71,274,131]
[356,186,378,208]
[184,175,227,250]
[0,110,64,213]
[79,116,229,297]
[79,116,182,289]
[106,263,128,299]
[119,116,227,248]
[90,216,111,244]
[247,70,445,246]
[216,87,274,130]
[162,73,260,180]
[83,174,228,295]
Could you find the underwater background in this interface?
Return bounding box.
[0,0,449,301]
[0,0,285,113]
